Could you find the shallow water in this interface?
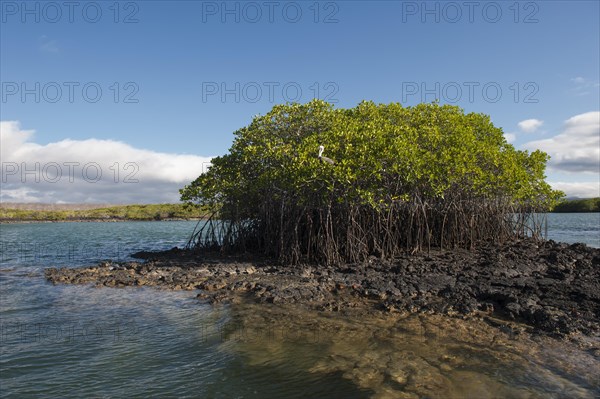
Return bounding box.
[1,218,599,397]
[225,304,600,398]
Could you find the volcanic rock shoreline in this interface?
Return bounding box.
[45,239,600,341]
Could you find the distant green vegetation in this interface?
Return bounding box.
[0,204,206,222]
[552,198,600,213]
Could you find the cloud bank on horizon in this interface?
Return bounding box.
[1,121,213,204]
[524,111,599,174]
[1,111,598,203]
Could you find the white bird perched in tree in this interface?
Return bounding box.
[318,145,335,165]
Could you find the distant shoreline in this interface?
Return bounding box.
[0,217,205,224]
[0,203,208,223]
[1,199,597,223]
[2,211,597,224]
[552,197,600,213]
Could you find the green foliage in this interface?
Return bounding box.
[181,100,563,264]
[0,204,206,222]
[552,198,600,213]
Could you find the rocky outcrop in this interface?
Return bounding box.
[45,239,600,338]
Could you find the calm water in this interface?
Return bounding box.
[545,213,600,248]
[0,215,598,398]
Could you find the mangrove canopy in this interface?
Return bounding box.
[180,100,563,265]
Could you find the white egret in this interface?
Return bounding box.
[318,145,335,165]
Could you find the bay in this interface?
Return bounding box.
[1,215,598,398]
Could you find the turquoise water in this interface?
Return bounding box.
[0,217,599,398]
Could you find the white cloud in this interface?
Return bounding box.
[570,77,600,97]
[1,121,213,204]
[550,182,600,199]
[517,118,543,133]
[503,132,516,143]
[524,111,599,173]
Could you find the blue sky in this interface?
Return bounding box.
[1,0,599,203]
